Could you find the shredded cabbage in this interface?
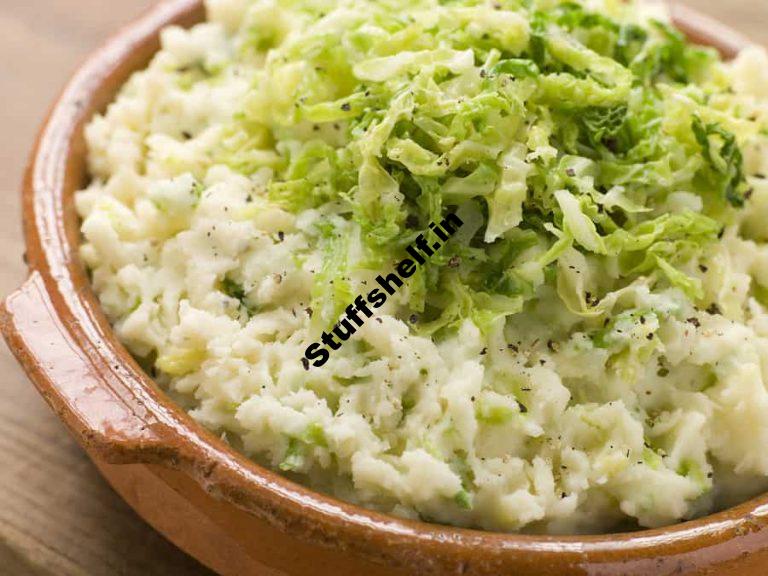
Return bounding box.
[220,0,744,334]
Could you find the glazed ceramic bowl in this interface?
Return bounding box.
[3,2,767,575]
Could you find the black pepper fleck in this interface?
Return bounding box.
[547,340,559,353]
[706,303,722,315]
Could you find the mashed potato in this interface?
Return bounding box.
[77,0,768,534]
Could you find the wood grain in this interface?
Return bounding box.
[0,2,212,574]
[0,1,765,575]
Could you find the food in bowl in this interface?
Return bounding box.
[75,0,768,535]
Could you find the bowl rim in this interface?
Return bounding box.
[8,0,768,573]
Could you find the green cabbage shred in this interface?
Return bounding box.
[219,0,754,335]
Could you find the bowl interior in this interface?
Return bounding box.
[22,1,768,573]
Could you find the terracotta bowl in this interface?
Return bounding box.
[2,1,766,575]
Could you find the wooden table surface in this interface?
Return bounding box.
[0,1,766,575]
